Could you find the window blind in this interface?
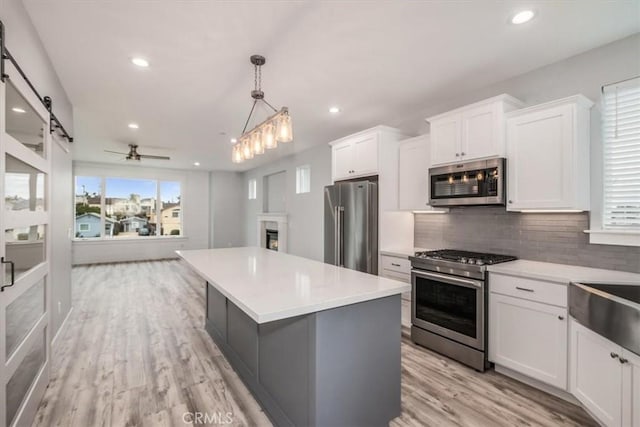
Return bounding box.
[602,77,640,230]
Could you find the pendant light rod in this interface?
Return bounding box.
[232,54,293,164]
[241,99,258,135]
[242,106,288,136]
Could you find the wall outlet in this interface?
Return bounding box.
[58,301,61,314]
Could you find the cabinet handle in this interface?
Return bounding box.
[461,152,466,156]
[391,263,401,267]
[455,153,460,157]
[558,315,564,320]
[508,200,513,204]
[619,357,629,364]
[610,352,619,359]
[0,257,15,292]
[515,286,534,292]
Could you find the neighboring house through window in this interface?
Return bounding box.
[74,176,182,239]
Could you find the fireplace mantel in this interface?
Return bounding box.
[257,213,288,253]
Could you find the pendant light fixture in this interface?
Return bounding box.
[232,55,293,164]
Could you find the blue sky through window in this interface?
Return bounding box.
[76,177,180,202]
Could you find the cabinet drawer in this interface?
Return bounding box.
[381,256,411,274]
[489,273,567,307]
[381,269,410,284]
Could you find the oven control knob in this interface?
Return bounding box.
[476,259,485,265]
[460,257,468,263]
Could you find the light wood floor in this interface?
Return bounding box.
[33,259,597,427]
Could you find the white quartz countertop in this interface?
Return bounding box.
[380,247,429,258]
[487,260,640,285]
[177,247,411,324]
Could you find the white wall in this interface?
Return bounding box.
[243,144,332,262]
[0,0,73,130]
[393,33,640,235]
[72,161,209,264]
[1,1,75,338]
[265,170,286,213]
[50,137,73,337]
[209,171,245,248]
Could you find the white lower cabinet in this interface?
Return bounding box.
[570,319,639,427]
[489,293,567,389]
[627,350,640,427]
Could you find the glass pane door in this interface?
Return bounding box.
[0,73,51,427]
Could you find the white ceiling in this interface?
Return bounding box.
[22,1,640,171]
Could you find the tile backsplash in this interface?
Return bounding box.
[414,207,640,273]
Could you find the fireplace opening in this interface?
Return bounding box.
[266,229,279,251]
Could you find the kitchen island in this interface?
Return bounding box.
[176,247,410,427]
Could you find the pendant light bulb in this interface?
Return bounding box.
[263,122,278,149]
[242,138,254,159]
[276,109,293,143]
[252,131,265,155]
[232,144,245,163]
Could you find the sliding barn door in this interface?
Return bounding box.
[0,62,52,427]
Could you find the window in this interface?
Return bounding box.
[74,176,182,239]
[75,176,102,238]
[296,165,311,194]
[592,77,640,246]
[248,179,257,200]
[160,181,181,236]
[105,178,156,238]
[602,78,640,230]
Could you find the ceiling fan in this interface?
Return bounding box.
[104,144,170,161]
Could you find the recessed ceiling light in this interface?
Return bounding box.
[193,162,200,166]
[230,138,237,144]
[511,10,535,24]
[128,123,139,129]
[329,106,341,114]
[131,57,149,68]
[11,107,26,113]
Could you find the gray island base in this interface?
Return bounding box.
[205,283,402,427]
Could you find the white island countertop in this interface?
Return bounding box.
[487,259,640,285]
[177,247,410,323]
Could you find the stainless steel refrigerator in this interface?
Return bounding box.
[324,180,378,275]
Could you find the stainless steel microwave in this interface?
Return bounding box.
[429,158,505,207]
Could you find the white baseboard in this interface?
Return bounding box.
[51,306,73,351]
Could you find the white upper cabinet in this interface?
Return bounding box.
[332,141,353,179]
[333,133,379,179]
[506,95,593,211]
[329,125,409,211]
[398,135,429,210]
[427,94,524,166]
[430,114,461,165]
[352,133,379,176]
[330,127,406,181]
[397,134,447,212]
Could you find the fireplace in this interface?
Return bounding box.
[257,213,287,253]
[266,229,279,251]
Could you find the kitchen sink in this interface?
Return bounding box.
[569,281,640,356]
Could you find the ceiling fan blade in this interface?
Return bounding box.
[139,154,171,160]
[104,150,128,155]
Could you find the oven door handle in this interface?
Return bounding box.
[412,269,483,289]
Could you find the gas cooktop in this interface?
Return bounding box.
[413,249,517,266]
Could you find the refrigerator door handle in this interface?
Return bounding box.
[338,206,345,266]
[334,205,340,265]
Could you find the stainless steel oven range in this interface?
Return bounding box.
[409,249,517,371]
